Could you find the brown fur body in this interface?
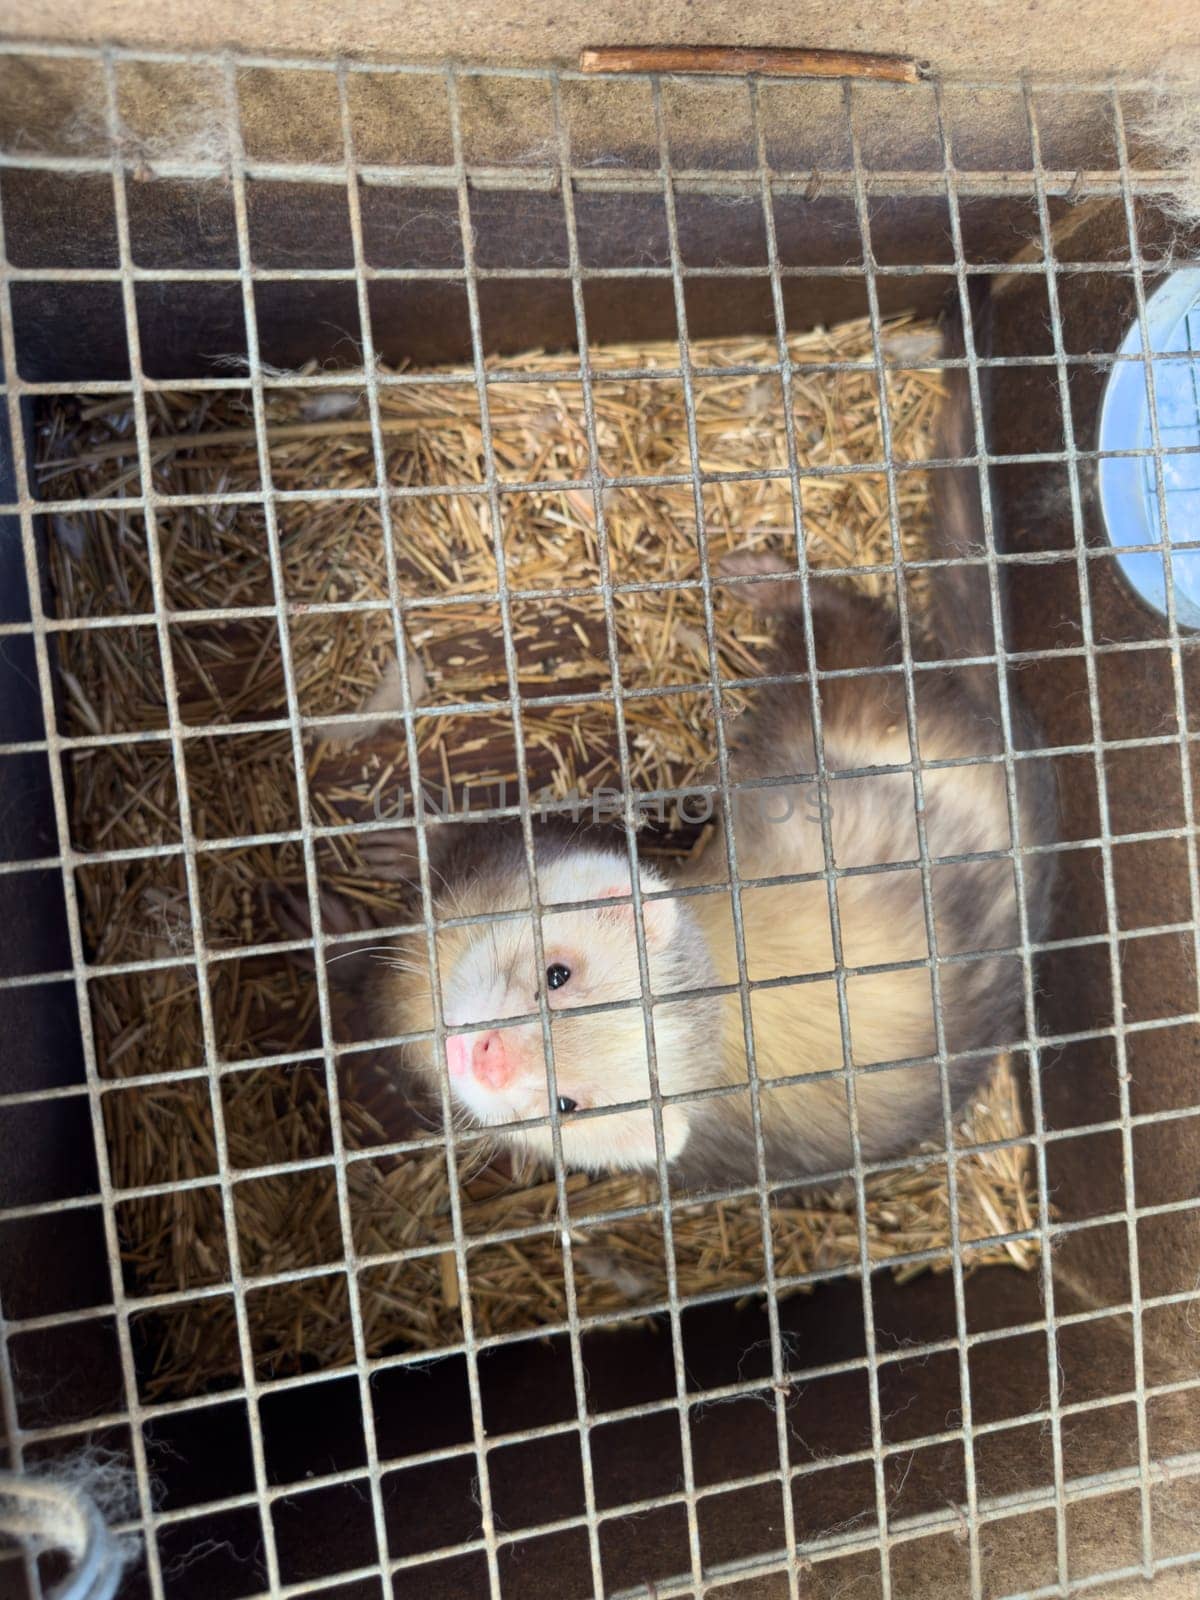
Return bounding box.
[672,578,1055,1187]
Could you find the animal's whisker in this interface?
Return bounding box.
[326,943,404,966]
[366,946,429,974]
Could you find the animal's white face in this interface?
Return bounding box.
[436,851,705,1172]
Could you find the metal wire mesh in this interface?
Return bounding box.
[1,41,1199,1600]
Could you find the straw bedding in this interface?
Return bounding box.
[43,316,1042,1395]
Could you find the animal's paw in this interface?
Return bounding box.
[717,549,804,614]
[323,651,430,747]
[263,881,376,952]
[353,827,422,884]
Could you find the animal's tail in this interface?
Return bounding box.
[930,284,1059,930]
[924,280,998,669]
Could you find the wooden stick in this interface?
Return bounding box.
[579,45,926,84]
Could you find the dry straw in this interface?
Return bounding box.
[43,317,1041,1395]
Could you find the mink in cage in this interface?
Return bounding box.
[299,308,1057,1195]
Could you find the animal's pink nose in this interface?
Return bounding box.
[446,1034,470,1079]
[471,1030,512,1090]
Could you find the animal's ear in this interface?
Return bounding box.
[596,870,679,950]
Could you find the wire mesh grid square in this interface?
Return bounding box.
[1,40,1199,1600]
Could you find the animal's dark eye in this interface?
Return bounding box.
[556,1096,578,1114]
[546,962,571,991]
